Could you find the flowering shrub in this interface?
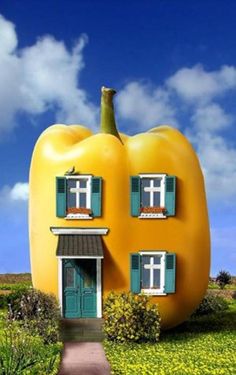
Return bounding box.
[0,285,30,309]
[7,289,60,344]
[103,292,160,343]
[192,294,229,316]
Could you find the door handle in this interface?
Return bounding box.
[83,290,92,294]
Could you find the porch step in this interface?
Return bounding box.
[60,318,105,342]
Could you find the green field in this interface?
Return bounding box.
[104,300,236,375]
[0,274,236,374]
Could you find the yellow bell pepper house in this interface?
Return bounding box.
[29,87,210,329]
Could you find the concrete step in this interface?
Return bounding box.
[60,318,105,342]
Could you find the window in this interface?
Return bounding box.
[130,174,176,218]
[67,176,91,218]
[56,176,102,219]
[130,252,176,295]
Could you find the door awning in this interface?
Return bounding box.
[56,235,104,258]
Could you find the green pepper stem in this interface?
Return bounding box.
[100,86,122,142]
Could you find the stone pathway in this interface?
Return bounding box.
[58,342,111,375]
[58,319,111,374]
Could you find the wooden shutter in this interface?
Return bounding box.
[130,176,140,216]
[165,176,176,216]
[164,253,176,293]
[56,177,67,217]
[91,177,102,217]
[130,253,141,293]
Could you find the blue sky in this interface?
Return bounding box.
[0,1,235,276]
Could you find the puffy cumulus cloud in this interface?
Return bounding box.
[0,14,98,136]
[0,182,28,225]
[10,182,29,201]
[167,64,236,103]
[0,15,17,55]
[191,103,232,132]
[116,81,177,130]
[0,182,29,205]
[193,133,236,200]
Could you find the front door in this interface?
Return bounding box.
[63,259,97,318]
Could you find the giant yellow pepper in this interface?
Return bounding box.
[29,87,210,328]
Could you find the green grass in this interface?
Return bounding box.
[0,282,32,291]
[104,300,236,375]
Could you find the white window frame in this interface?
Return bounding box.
[139,174,166,219]
[65,175,92,220]
[140,251,166,295]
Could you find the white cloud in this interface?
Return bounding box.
[0,182,29,204]
[10,182,29,201]
[0,182,28,225]
[167,64,236,103]
[195,133,236,200]
[0,14,98,136]
[191,103,232,132]
[0,15,17,55]
[116,81,177,130]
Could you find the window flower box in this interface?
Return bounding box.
[140,206,166,214]
[67,207,92,215]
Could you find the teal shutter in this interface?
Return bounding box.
[165,176,176,216]
[56,177,67,217]
[130,253,141,293]
[91,177,102,217]
[130,176,140,216]
[164,253,176,293]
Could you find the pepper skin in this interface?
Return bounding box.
[29,87,210,329]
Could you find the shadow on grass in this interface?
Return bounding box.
[161,307,236,343]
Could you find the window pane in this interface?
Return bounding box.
[65,267,75,287]
[142,256,151,288]
[84,273,93,288]
[79,193,87,207]
[142,178,151,188]
[67,179,76,189]
[153,178,161,187]
[153,255,161,265]
[141,179,150,206]
[141,190,150,207]
[153,192,161,206]
[153,269,161,288]
[67,180,77,208]
[80,179,87,188]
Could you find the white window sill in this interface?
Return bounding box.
[141,289,167,296]
[138,213,166,219]
[65,214,93,220]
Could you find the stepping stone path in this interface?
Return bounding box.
[58,319,111,375]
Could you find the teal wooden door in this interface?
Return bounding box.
[63,259,97,318]
[79,259,97,317]
[63,259,81,318]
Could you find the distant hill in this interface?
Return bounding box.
[0,273,31,284]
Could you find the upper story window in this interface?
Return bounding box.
[130,174,176,218]
[56,175,102,219]
[67,176,91,217]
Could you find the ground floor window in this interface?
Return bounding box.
[130,251,176,295]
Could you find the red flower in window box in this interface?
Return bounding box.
[140,206,166,214]
[67,207,92,215]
